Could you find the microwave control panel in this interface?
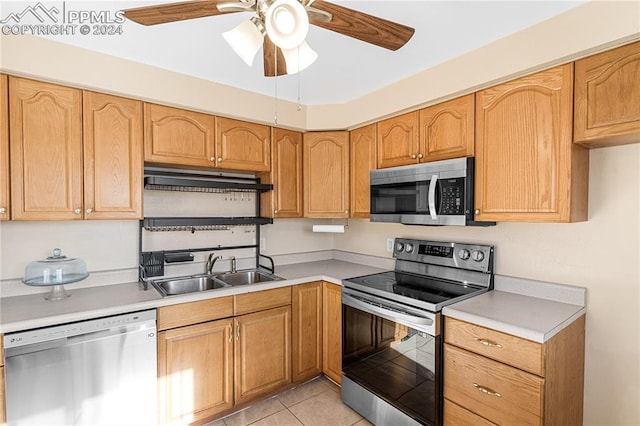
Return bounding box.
[439,178,465,214]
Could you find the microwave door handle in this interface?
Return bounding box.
[428,174,438,220]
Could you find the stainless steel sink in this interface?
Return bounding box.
[214,270,283,286]
[151,274,230,297]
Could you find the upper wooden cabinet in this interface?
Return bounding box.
[215,117,270,172]
[9,77,84,220]
[303,131,350,218]
[474,64,589,222]
[574,41,640,147]
[376,111,419,168]
[0,75,9,220]
[259,127,303,218]
[419,94,474,162]
[350,124,376,218]
[144,103,216,168]
[83,91,143,219]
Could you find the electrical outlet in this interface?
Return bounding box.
[386,238,394,252]
[260,238,266,251]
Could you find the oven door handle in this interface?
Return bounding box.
[342,293,434,328]
[428,174,438,220]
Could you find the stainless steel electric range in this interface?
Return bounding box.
[341,238,494,426]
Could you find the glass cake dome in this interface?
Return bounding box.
[23,248,89,300]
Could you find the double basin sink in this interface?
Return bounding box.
[150,269,284,297]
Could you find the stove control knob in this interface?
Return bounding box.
[458,249,471,260]
[395,242,405,252]
[405,243,414,253]
[471,250,485,262]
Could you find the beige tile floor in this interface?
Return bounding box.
[206,376,373,426]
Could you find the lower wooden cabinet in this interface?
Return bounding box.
[292,282,323,382]
[443,316,585,426]
[156,289,293,424]
[322,282,342,384]
[235,306,291,405]
[158,319,234,424]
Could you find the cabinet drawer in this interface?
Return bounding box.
[444,398,497,426]
[157,296,234,331]
[234,287,292,315]
[444,344,543,426]
[445,317,544,376]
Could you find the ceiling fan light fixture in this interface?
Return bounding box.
[265,0,309,49]
[282,41,318,74]
[222,17,265,66]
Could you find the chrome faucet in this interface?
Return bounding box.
[230,256,237,273]
[206,253,222,274]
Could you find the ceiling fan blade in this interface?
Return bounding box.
[308,0,415,51]
[123,0,241,26]
[263,38,287,77]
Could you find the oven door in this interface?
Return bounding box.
[341,287,442,426]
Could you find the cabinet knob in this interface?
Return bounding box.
[474,209,480,215]
[345,210,349,214]
[0,207,5,214]
[218,157,223,162]
[411,154,417,159]
[74,208,81,215]
[418,153,424,159]
[209,157,215,162]
[86,208,93,214]
[274,210,278,214]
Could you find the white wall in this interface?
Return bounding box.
[333,144,640,425]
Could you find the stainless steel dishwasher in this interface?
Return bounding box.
[3,310,157,425]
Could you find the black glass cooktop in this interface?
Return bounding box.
[344,270,486,311]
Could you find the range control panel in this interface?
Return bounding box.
[393,238,494,273]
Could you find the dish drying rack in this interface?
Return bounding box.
[139,170,274,280]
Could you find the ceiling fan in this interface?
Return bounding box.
[123,0,415,77]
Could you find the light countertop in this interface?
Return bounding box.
[443,275,586,343]
[1,260,586,342]
[0,259,386,333]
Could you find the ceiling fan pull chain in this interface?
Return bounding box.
[274,43,279,126]
[297,45,302,111]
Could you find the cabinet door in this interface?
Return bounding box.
[376,111,419,168]
[235,306,291,405]
[0,75,9,220]
[303,131,350,218]
[322,282,342,385]
[83,91,143,219]
[475,64,589,222]
[260,128,303,218]
[419,94,474,162]
[158,318,234,424]
[0,365,4,425]
[9,77,83,220]
[350,124,376,218]
[215,117,270,172]
[574,40,640,147]
[144,103,215,168]
[292,282,323,382]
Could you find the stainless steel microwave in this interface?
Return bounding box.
[370,157,494,226]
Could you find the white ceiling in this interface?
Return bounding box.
[2,0,587,105]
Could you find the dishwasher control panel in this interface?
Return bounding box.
[3,309,156,348]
